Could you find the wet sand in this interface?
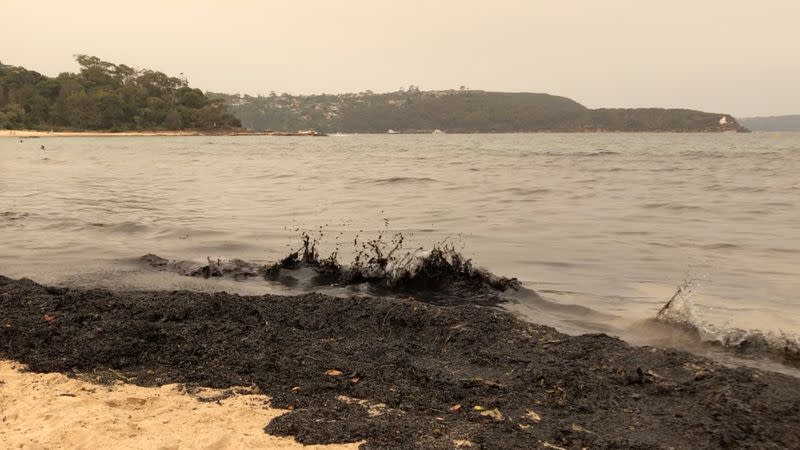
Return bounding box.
[0,360,358,450]
[2,274,800,449]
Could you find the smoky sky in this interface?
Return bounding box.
[3,0,798,117]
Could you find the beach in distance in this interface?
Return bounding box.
[0,130,327,138]
[1,130,202,137]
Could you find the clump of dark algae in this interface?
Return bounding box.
[2,274,800,448]
[143,232,522,306]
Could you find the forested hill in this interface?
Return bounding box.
[738,115,800,132]
[211,89,748,133]
[1,56,746,134]
[0,56,241,131]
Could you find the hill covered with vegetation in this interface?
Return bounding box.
[211,88,748,133]
[0,56,241,131]
[739,115,800,132]
[1,56,747,134]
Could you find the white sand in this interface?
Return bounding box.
[0,360,359,450]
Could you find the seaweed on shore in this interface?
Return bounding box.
[140,235,800,367]
[2,275,800,449]
[143,232,520,306]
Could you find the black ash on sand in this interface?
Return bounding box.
[2,274,800,449]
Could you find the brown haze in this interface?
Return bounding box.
[2,0,798,116]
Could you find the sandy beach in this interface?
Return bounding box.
[0,130,326,138]
[0,360,358,450]
[1,130,207,138]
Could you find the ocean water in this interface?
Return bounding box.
[2,133,799,371]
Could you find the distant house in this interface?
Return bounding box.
[719,116,728,125]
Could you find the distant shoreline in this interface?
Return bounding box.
[0,130,327,138]
[1,129,754,138]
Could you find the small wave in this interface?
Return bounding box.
[141,233,520,306]
[524,260,579,268]
[1,211,29,221]
[545,151,620,157]
[700,243,741,250]
[584,150,620,157]
[251,173,295,180]
[86,221,150,234]
[646,166,689,173]
[656,281,800,366]
[367,177,437,185]
[538,289,584,296]
[502,187,552,196]
[679,150,726,159]
[727,186,768,193]
[642,203,703,211]
[764,247,800,255]
[613,230,650,236]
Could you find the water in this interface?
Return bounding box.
[2,133,799,371]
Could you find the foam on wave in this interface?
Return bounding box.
[656,280,800,366]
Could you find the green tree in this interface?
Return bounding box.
[0,55,242,130]
[164,109,183,129]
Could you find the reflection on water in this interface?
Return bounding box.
[1,133,799,370]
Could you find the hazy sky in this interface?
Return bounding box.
[3,0,798,117]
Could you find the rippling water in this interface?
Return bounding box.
[2,133,799,369]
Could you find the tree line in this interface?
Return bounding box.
[0,55,241,131]
[213,89,747,133]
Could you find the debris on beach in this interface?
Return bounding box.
[140,232,521,306]
[2,274,799,448]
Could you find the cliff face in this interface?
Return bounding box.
[216,90,749,133]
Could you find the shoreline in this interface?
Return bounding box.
[0,130,326,138]
[1,129,754,138]
[2,274,799,448]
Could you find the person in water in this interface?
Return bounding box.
[40,145,45,151]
